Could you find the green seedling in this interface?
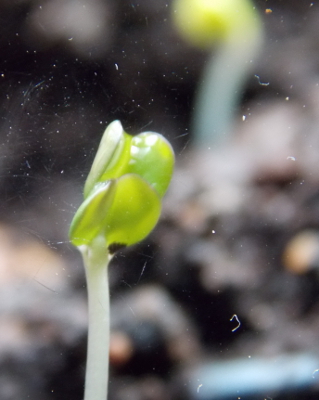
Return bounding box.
[172,0,263,145]
[69,120,174,400]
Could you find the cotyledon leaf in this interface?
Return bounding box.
[129,132,174,198]
[84,121,174,199]
[84,121,132,199]
[102,173,162,249]
[69,180,116,247]
[172,0,260,49]
[69,174,161,250]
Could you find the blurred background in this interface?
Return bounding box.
[1,0,319,399]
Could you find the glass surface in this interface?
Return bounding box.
[1,1,319,400]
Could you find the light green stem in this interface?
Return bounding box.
[80,239,111,400]
[193,26,263,146]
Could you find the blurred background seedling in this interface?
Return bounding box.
[172,0,263,146]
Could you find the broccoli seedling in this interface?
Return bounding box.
[172,0,263,146]
[69,120,174,400]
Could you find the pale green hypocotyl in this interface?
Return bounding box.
[69,120,174,400]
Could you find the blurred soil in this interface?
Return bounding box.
[1,1,319,399]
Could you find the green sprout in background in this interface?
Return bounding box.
[69,120,174,400]
[172,0,263,146]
